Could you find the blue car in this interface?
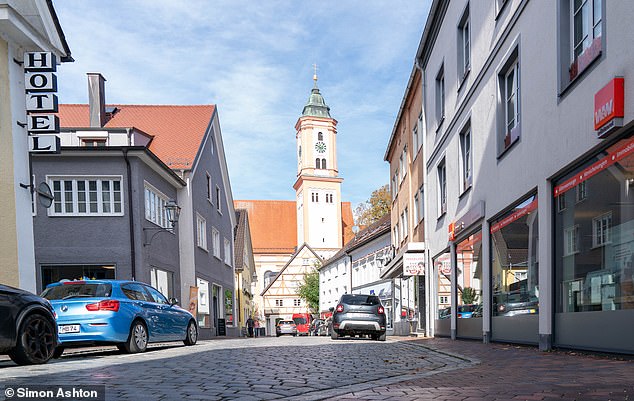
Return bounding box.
[41,280,197,355]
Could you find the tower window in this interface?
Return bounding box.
[322,159,326,169]
[312,192,319,202]
[315,158,320,169]
[318,132,323,141]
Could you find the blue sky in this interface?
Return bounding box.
[54,1,430,208]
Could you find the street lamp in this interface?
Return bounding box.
[143,199,181,246]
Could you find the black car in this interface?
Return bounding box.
[330,294,387,341]
[0,284,59,365]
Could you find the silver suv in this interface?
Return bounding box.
[330,294,387,341]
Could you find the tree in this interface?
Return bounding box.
[298,269,320,313]
[461,287,479,304]
[354,184,391,227]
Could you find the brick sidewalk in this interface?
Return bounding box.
[332,337,634,401]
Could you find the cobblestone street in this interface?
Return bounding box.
[2,337,634,400]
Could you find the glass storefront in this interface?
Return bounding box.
[554,134,634,353]
[434,250,452,337]
[456,231,483,339]
[490,194,539,343]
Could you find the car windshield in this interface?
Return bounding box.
[293,317,307,325]
[341,295,380,306]
[41,283,112,300]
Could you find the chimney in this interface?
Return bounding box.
[87,73,107,127]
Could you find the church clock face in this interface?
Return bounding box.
[315,141,327,153]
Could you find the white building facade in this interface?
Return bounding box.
[419,0,634,353]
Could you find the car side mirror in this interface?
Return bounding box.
[169,297,179,306]
[329,307,334,312]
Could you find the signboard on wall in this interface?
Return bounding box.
[594,77,624,138]
[188,286,199,317]
[24,52,60,153]
[403,253,425,276]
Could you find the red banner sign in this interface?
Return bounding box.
[554,136,634,197]
[594,77,624,131]
[490,199,538,234]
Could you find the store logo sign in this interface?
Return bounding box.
[594,77,624,138]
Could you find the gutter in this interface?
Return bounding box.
[123,147,136,281]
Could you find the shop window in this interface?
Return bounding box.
[197,278,210,328]
[490,194,539,318]
[554,135,634,313]
[435,251,452,322]
[457,231,483,315]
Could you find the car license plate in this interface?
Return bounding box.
[355,313,374,318]
[58,324,80,334]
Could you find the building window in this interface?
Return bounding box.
[275,299,283,307]
[206,173,212,201]
[414,185,424,224]
[498,47,521,155]
[592,212,611,248]
[224,237,232,265]
[393,224,400,245]
[438,159,447,216]
[435,65,445,127]
[326,193,334,203]
[439,296,449,304]
[81,138,106,147]
[215,186,222,213]
[564,225,579,256]
[294,299,301,307]
[460,126,472,192]
[412,123,419,155]
[417,112,423,151]
[50,177,122,216]
[196,214,207,250]
[399,146,407,183]
[458,4,470,80]
[212,227,220,258]
[311,192,319,202]
[576,181,587,202]
[150,267,174,298]
[557,194,567,212]
[401,208,408,239]
[144,184,172,228]
[392,171,399,199]
[318,132,323,141]
[322,158,326,169]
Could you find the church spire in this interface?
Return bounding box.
[302,66,332,118]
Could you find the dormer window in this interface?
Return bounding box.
[81,138,106,147]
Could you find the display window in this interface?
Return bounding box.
[490,194,539,317]
[434,251,452,319]
[456,232,483,318]
[554,135,634,313]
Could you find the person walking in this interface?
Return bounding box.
[246,316,254,338]
[254,319,260,337]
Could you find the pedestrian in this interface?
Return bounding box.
[254,319,260,337]
[246,316,254,338]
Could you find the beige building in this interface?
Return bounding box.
[382,65,427,335]
[0,0,71,291]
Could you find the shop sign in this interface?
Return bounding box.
[403,253,425,276]
[24,52,60,153]
[554,136,634,197]
[594,77,624,138]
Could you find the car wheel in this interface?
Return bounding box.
[184,320,198,346]
[124,320,148,353]
[331,330,339,340]
[378,332,386,341]
[52,347,64,359]
[8,313,56,365]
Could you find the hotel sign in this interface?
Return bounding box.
[24,52,60,152]
[594,77,624,138]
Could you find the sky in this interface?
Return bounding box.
[53,1,431,209]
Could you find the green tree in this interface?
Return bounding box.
[298,268,320,313]
[354,184,391,227]
[461,287,479,304]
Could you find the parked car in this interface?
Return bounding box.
[276,320,298,337]
[493,292,539,317]
[457,304,479,318]
[0,284,59,365]
[330,294,386,341]
[41,280,197,355]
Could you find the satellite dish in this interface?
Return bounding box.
[37,182,54,208]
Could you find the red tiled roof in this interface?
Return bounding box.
[58,104,215,170]
[234,200,355,255]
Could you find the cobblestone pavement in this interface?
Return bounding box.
[2,336,633,400]
[0,336,473,400]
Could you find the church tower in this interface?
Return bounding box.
[294,70,343,257]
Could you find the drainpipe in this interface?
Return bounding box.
[349,253,353,293]
[123,145,136,281]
